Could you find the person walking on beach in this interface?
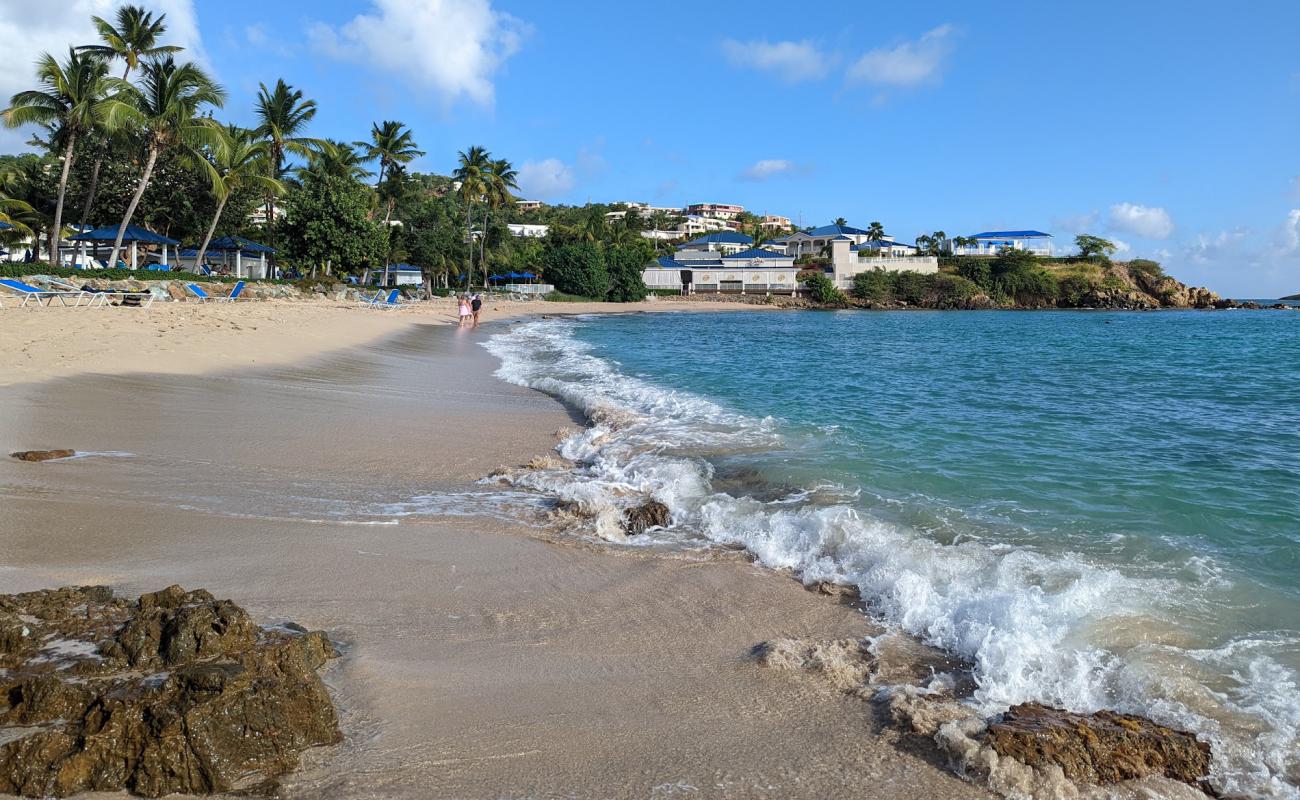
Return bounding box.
[458,295,472,327]
[470,292,483,327]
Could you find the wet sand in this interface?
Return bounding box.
[0,321,989,798]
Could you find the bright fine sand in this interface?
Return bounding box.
[0,298,989,799]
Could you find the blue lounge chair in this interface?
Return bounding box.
[188,281,247,303]
[363,288,401,309]
[185,283,211,302]
[219,280,247,302]
[0,278,104,309]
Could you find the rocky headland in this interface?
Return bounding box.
[0,585,340,798]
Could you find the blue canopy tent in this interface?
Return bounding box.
[67,225,180,269]
[202,235,276,279]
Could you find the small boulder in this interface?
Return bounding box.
[10,450,75,462]
[622,500,670,535]
[985,702,1213,792]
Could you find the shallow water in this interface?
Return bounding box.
[483,309,1300,799]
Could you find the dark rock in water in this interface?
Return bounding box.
[0,585,340,798]
[10,449,75,462]
[623,500,670,535]
[985,702,1214,793]
[809,580,862,602]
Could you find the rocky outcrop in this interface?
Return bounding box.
[985,703,1213,791]
[0,585,340,798]
[622,500,670,534]
[10,449,75,462]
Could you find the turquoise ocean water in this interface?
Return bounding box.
[484,310,1299,797]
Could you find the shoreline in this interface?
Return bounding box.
[0,312,990,799]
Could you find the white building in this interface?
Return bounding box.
[642,248,800,294]
[946,230,1054,256]
[686,202,745,221]
[508,223,549,238]
[824,237,938,289]
[677,215,730,236]
[679,231,754,254]
[515,200,544,211]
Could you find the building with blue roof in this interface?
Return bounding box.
[947,230,1054,257]
[683,231,754,254]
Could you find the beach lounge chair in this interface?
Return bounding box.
[49,278,154,309]
[185,283,211,302]
[217,280,247,302]
[363,288,402,309]
[0,278,104,309]
[188,281,247,303]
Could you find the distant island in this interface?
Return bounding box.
[1282,293,1300,301]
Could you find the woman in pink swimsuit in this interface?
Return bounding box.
[457,295,472,327]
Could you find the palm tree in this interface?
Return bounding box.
[833,216,848,227]
[97,56,225,268]
[930,230,947,256]
[80,5,181,80]
[253,79,321,232]
[193,125,281,269]
[3,49,111,264]
[452,146,491,287]
[298,140,373,182]
[357,120,423,202]
[479,157,518,285]
[0,170,35,240]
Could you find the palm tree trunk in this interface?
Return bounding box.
[464,201,473,289]
[49,132,77,266]
[107,145,158,269]
[195,194,228,273]
[77,153,103,233]
[479,205,489,287]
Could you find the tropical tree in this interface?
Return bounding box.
[1075,234,1117,259]
[452,145,491,286]
[479,157,518,283]
[2,49,110,261]
[298,140,373,182]
[357,120,423,200]
[0,173,35,240]
[97,56,225,267]
[833,216,848,227]
[867,221,885,241]
[80,5,181,80]
[193,125,281,269]
[253,79,321,232]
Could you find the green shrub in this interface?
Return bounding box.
[1101,273,1128,292]
[1127,259,1166,279]
[543,291,600,302]
[851,269,895,302]
[930,273,980,307]
[604,245,649,302]
[956,259,992,289]
[1057,274,1098,306]
[801,270,844,304]
[894,271,933,304]
[541,241,609,298]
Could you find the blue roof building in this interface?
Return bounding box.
[684,231,754,254]
[951,230,1054,257]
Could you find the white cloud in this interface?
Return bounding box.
[721,38,831,83]
[1054,210,1100,234]
[1108,202,1175,239]
[1280,209,1300,252]
[1111,238,1131,254]
[847,24,956,88]
[516,158,573,200]
[738,158,797,181]
[0,0,207,151]
[309,0,528,107]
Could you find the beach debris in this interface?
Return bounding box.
[808,580,862,602]
[9,449,75,462]
[984,703,1214,792]
[0,585,340,798]
[622,500,670,535]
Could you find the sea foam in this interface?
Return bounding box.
[483,317,1300,799]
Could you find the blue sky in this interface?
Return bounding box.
[4,0,1299,294]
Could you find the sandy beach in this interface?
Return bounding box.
[0,300,988,799]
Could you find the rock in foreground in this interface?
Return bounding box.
[0,585,340,798]
[986,703,1213,792]
[9,449,75,462]
[623,500,670,535]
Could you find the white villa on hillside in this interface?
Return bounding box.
[508,223,549,238]
[643,223,936,294]
[946,230,1053,256]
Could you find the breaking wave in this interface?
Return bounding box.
[482,317,1299,799]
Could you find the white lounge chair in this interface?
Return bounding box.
[0,278,106,308]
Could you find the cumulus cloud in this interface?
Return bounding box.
[847,24,956,88]
[738,159,797,181]
[309,0,529,107]
[1108,202,1175,239]
[516,158,574,200]
[721,38,831,83]
[0,0,207,150]
[1111,238,1131,254]
[1280,209,1300,252]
